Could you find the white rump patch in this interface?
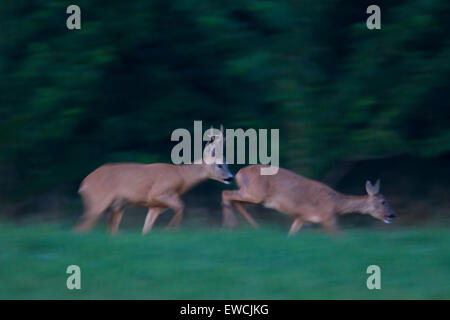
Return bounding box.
[263,201,277,210]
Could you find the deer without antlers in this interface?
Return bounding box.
[75,127,233,234]
[222,165,396,234]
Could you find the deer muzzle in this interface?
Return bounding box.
[383,213,396,224]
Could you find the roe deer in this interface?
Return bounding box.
[222,165,396,234]
[75,129,233,234]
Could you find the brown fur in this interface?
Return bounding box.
[222,165,396,234]
[76,155,233,234]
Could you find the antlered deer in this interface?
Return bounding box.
[222,165,396,234]
[75,130,233,234]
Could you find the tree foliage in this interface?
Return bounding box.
[0,0,449,200]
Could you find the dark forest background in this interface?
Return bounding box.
[0,0,449,226]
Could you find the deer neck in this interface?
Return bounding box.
[335,194,371,215]
[177,164,209,192]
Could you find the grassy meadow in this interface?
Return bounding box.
[0,222,448,299]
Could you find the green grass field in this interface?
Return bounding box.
[0,223,448,299]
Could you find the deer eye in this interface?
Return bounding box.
[381,201,386,205]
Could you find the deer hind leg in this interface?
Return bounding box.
[107,210,124,234]
[321,217,338,234]
[222,190,260,229]
[288,217,304,236]
[74,195,111,232]
[74,213,102,232]
[106,198,127,234]
[233,201,259,229]
[142,207,167,235]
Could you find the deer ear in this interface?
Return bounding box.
[366,180,380,196]
[366,180,375,196]
[203,143,215,164]
[373,179,380,194]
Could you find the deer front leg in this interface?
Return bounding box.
[222,190,260,229]
[142,207,167,235]
[288,217,303,236]
[221,191,238,228]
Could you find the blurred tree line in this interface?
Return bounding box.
[0,0,449,205]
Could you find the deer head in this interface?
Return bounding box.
[364,180,396,223]
[203,125,233,184]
